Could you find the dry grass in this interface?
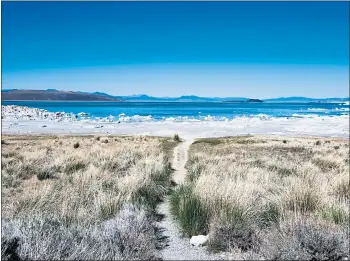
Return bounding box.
[171,135,349,259]
[1,135,176,260]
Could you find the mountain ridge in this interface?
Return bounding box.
[1,89,125,101]
[1,89,349,103]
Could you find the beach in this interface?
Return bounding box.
[2,105,349,138]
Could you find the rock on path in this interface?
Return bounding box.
[158,201,219,260]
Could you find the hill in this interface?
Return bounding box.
[264,96,349,103]
[1,89,125,101]
[119,94,249,102]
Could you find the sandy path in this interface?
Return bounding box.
[171,138,194,184]
[158,138,220,260]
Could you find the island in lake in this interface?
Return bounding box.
[224,98,264,103]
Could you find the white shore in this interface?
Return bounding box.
[2,105,349,139]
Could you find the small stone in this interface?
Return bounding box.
[190,235,208,247]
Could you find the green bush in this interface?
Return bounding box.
[260,202,280,227]
[173,134,180,142]
[64,161,86,174]
[36,165,59,180]
[321,206,349,225]
[170,184,210,236]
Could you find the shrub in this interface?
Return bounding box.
[173,134,180,142]
[260,202,280,228]
[73,142,80,149]
[262,218,349,260]
[132,160,172,209]
[321,206,349,225]
[1,140,6,145]
[102,139,108,144]
[334,145,340,150]
[99,199,120,220]
[64,161,86,174]
[187,162,205,182]
[36,165,59,180]
[192,138,222,146]
[95,137,101,141]
[2,152,18,158]
[283,140,287,144]
[334,179,349,200]
[285,188,320,213]
[312,158,338,172]
[208,205,260,253]
[170,184,210,236]
[1,205,160,260]
[315,140,321,146]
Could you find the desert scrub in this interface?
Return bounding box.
[1,135,174,260]
[1,204,160,260]
[182,135,349,257]
[261,217,349,260]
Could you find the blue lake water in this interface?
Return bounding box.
[2,101,349,121]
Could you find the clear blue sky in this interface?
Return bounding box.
[2,1,349,98]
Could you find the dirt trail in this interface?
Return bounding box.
[171,138,194,184]
[158,138,220,260]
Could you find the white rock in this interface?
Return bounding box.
[190,235,208,247]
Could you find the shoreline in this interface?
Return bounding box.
[2,105,349,139]
[2,119,349,139]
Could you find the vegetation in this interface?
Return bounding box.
[1,135,174,260]
[173,134,180,142]
[170,135,349,259]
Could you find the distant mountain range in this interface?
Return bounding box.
[1,89,349,103]
[1,89,124,101]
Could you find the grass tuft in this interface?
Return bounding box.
[173,134,180,142]
[170,184,210,236]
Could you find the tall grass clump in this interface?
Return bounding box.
[173,134,180,142]
[208,205,260,253]
[170,184,210,236]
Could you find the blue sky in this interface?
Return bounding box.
[2,2,349,98]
